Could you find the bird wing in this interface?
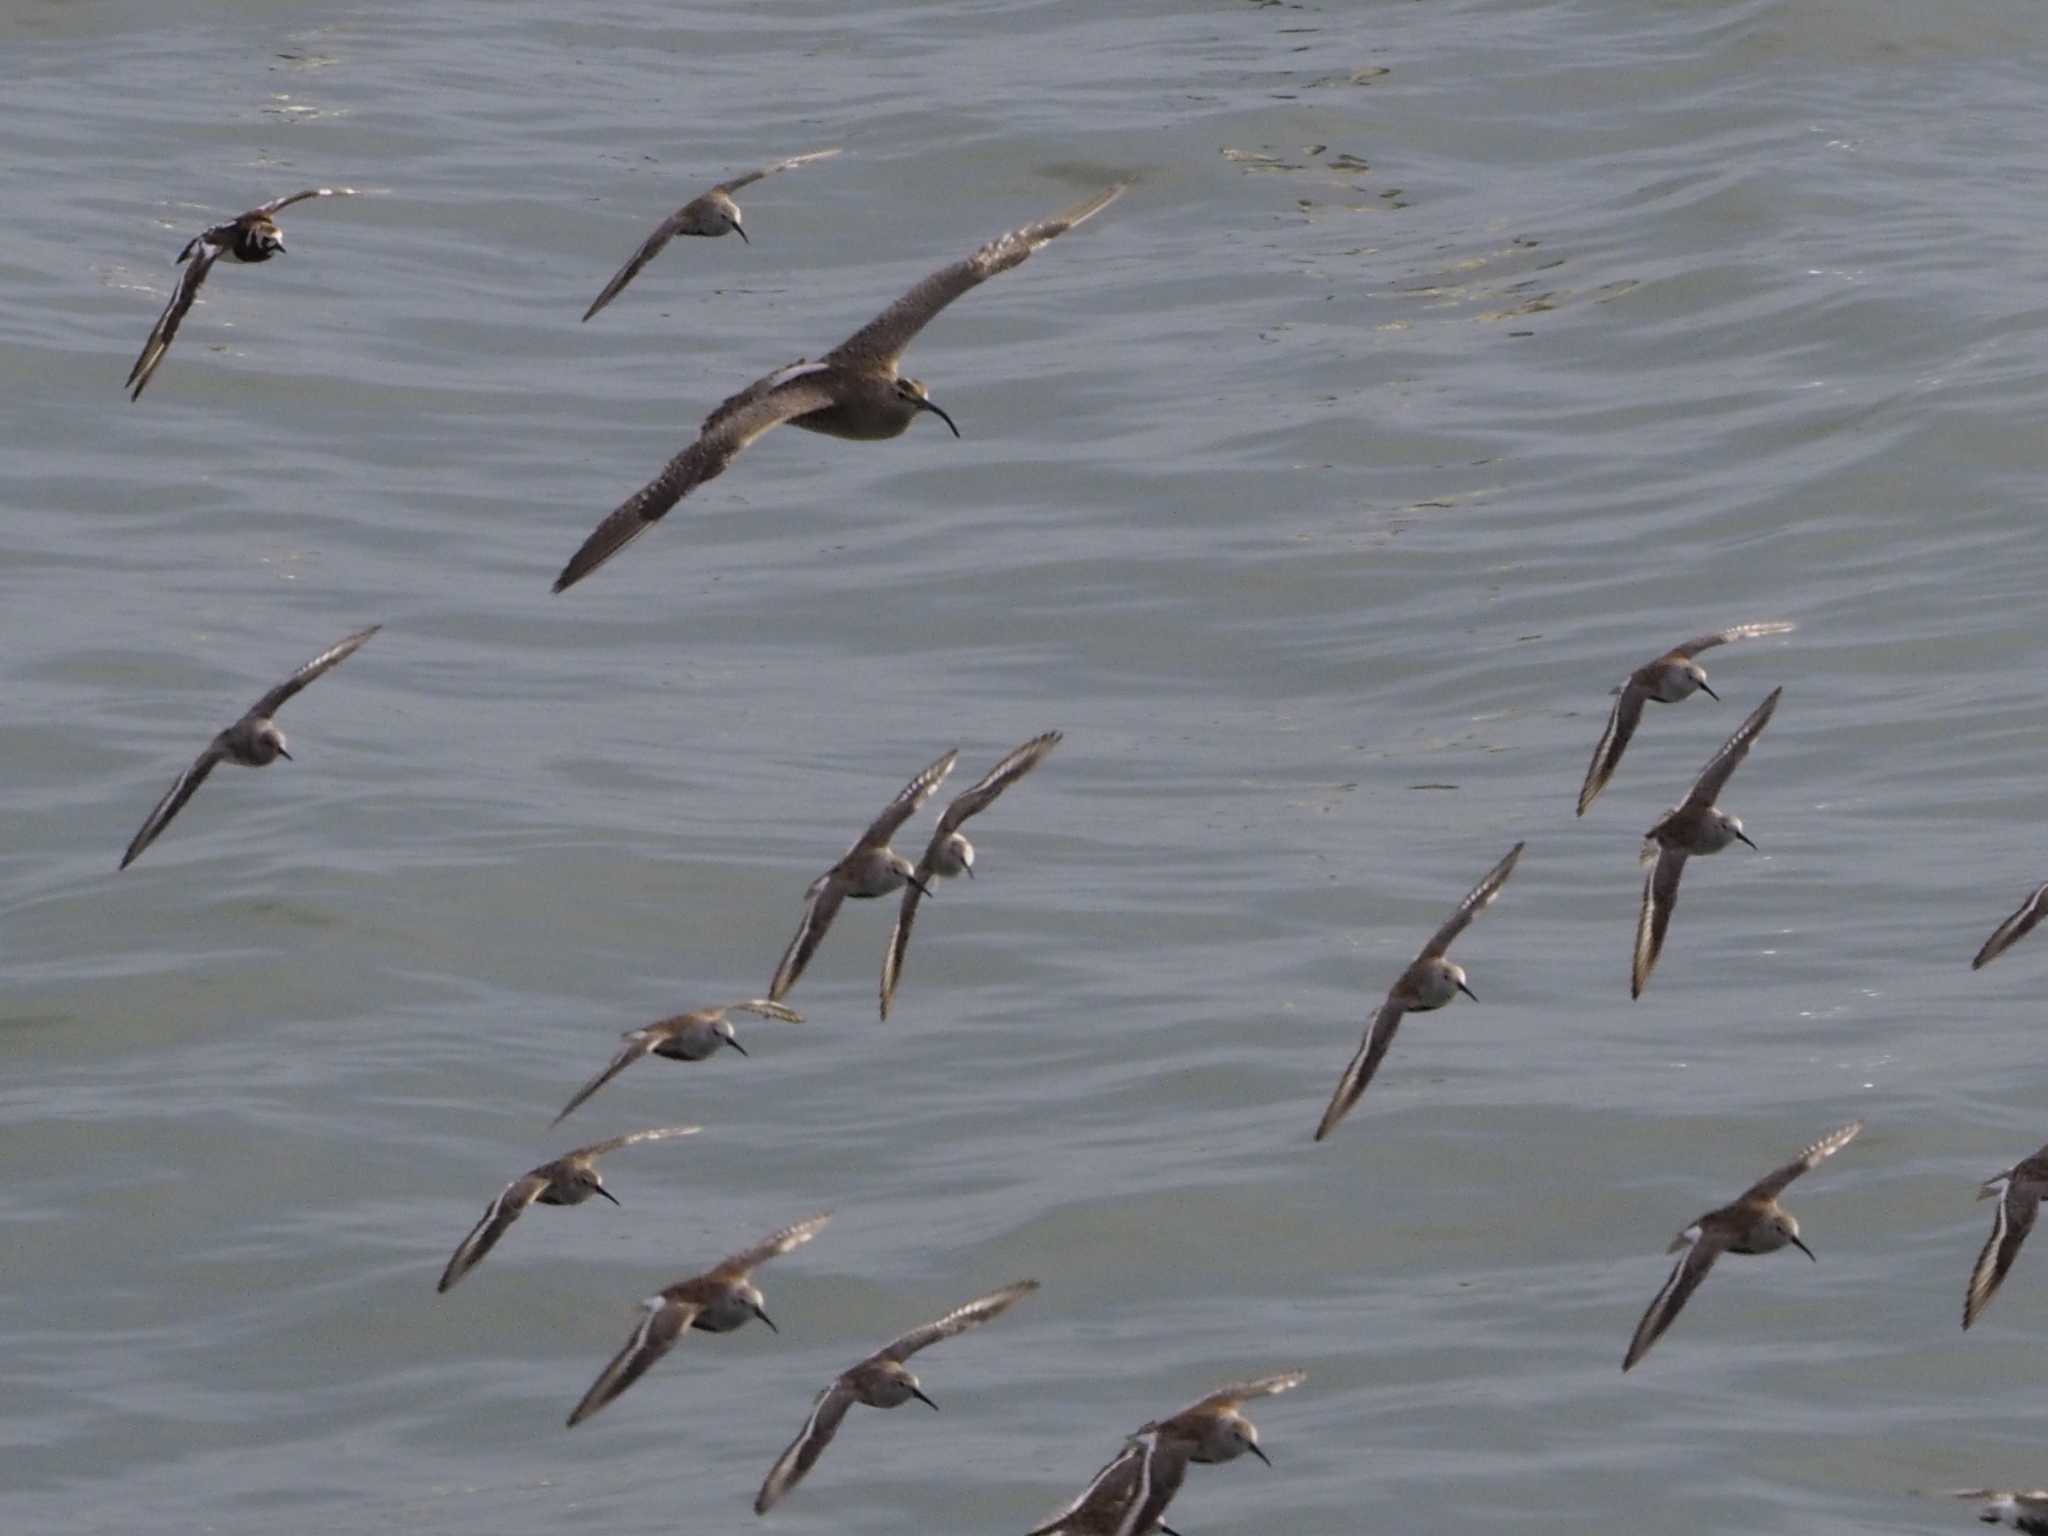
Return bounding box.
[1670,620,1796,658]
[246,624,381,720]
[566,1294,697,1426]
[1577,686,1647,817]
[726,998,804,1023]
[565,1124,702,1162]
[127,238,223,400]
[1973,882,2048,970]
[934,730,1064,841]
[551,1028,661,1127]
[1681,685,1782,813]
[1182,1370,1308,1414]
[119,739,227,869]
[1025,1438,1148,1536]
[1622,1227,1728,1370]
[877,1279,1040,1363]
[753,1380,858,1514]
[551,375,842,592]
[1419,841,1524,960]
[826,184,1124,369]
[769,881,847,1003]
[581,207,695,323]
[858,748,960,849]
[713,145,843,196]
[437,1172,548,1293]
[878,876,926,1022]
[1312,998,1405,1142]
[1965,1171,2042,1329]
[1740,1120,1862,1203]
[1112,1431,1191,1536]
[711,1210,831,1281]
[250,187,355,217]
[1630,846,1687,999]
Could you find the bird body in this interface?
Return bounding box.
[1964,1142,2048,1329]
[552,1000,799,1126]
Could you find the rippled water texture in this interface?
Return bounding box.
[5,0,2048,1531]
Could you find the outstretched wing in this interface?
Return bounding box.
[1973,882,2048,970]
[1965,1176,2041,1330]
[1419,841,1524,960]
[1577,687,1646,817]
[1630,847,1687,1000]
[753,1381,858,1513]
[551,375,841,592]
[878,1279,1040,1363]
[1112,1431,1191,1536]
[1026,1438,1147,1536]
[769,882,847,1003]
[566,1124,702,1162]
[1740,1120,1862,1203]
[566,1295,696,1426]
[711,1210,831,1282]
[1669,620,1796,659]
[582,209,694,322]
[714,145,843,196]
[437,1172,548,1293]
[726,998,804,1023]
[879,878,926,1021]
[1312,1000,1404,1142]
[250,187,355,217]
[858,749,959,849]
[246,624,381,720]
[552,1029,659,1127]
[119,740,226,869]
[1182,1370,1308,1415]
[1622,1229,1727,1371]
[934,730,1064,841]
[1681,685,1782,813]
[127,239,222,400]
[827,185,1124,370]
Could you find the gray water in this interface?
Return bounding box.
[5,0,2048,1530]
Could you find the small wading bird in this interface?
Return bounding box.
[1576,622,1793,816]
[581,147,842,322]
[769,750,957,1003]
[1027,1373,1305,1536]
[1313,843,1523,1141]
[1622,1120,1861,1371]
[119,624,379,869]
[437,1126,699,1293]
[126,187,357,400]
[567,1212,829,1427]
[880,730,1062,1020]
[753,1279,1038,1513]
[552,999,802,1126]
[1631,686,1782,998]
[552,183,1125,591]
[1963,1140,2048,1330]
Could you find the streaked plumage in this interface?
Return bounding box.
[1964,1142,2048,1329]
[581,147,842,321]
[1631,686,1782,998]
[568,1212,829,1428]
[769,751,958,1003]
[1622,1120,1860,1371]
[754,1279,1038,1513]
[119,624,379,870]
[1577,622,1794,816]
[1313,842,1523,1141]
[552,1000,801,1126]
[1029,1373,1305,1536]
[126,187,356,400]
[1973,884,2048,971]
[437,1126,699,1293]
[552,184,1124,591]
[880,730,1062,1020]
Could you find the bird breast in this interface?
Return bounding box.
[693,1285,756,1332]
[790,385,921,443]
[1403,959,1462,1011]
[930,835,973,879]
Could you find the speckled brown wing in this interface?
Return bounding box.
[1680,686,1782,814]
[438,1171,549,1293]
[753,1381,858,1513]
[127,238,223,400]
[709,1211,831,1282]
[566,1294,697,1426]
[1420,842,1523,960]
[245,625,381,721]
[1622,1228,1728,1371]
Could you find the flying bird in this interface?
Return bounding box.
[552,999,801,1126]
[754,1279,1038,1513]
[1313,843,1523,1141]
[1964,1140,2048,1329]
[126,187,357,400]
[437,1126,699,1293]
[1622,1120,1861,1371]
[581,147,842,321]
[1577,622,1794,816]
[552,183,1125,591]
[119,624,379,869]
[880,730,1061,1020]
[769,750,957,1003]
[1631,686,1782,998]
